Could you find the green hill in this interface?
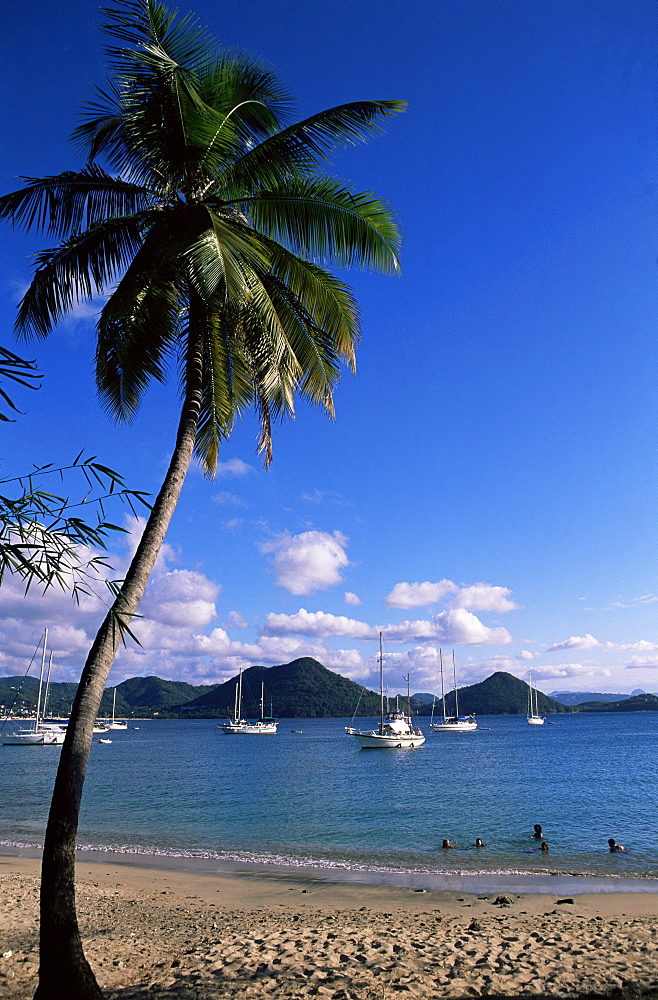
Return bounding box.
[415,671,568,716]
[115,676,209,712]
[182,657,382,719]
[572,693,658,713]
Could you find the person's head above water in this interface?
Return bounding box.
[533,824,543,838]
[608,838,625,851]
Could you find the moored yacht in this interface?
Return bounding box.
[346,634,425,748]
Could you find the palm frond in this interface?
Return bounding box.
[16,214,150,339]
[0,166,154,237]
[220,100,406,193]
[95,219,186,419]
[243,177,401,273]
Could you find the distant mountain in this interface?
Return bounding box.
[411,692,435,705]
[571,693,658,713]
[116,676,211,712]
[0,674,215,719]
[18,664,657,720]
[415,671,568,716]
[548,690,634,705]
[182,657,382,719]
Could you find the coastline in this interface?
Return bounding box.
[2,850,658,999]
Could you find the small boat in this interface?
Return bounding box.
[527,673,545,725]
[217,674,278,734]
[346,634,425,748]
[430,650,477,733]
[3,631,67,746]
[98,738,112,744]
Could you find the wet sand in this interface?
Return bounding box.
[1,853,657,998]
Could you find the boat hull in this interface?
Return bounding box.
[218,721,278,734]
[527,716,545,725]
[346,728,425,748]
[430,720,478,732]
[3,727,65,746]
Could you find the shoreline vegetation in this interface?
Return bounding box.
[2,853,657,999]
[4,661,657,721]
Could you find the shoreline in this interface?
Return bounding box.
[2,853,658,998]
[2,843,658,896]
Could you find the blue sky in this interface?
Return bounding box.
[1,0,656,696]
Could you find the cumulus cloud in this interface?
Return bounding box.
[263,608,375,640]
[215,458,253,478]
[517,649,539,660]
[344,592,361,606]
[451,584,519,613]
[546,634,600,652]
[531,663,612,680]
[384,580,458,609]
[140,569,220,628]
[259,530,349,595]
[384,608,512,646]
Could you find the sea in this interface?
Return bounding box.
[1,713,657,890]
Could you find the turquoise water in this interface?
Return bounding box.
[1,714,656,880]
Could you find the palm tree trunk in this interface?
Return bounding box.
[34,315,205,1000]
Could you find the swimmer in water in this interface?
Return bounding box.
[442,839,453,849]
[533,824,543,839]
[541,841,549,852]
[608,838,625,852]
[474,838,485,847]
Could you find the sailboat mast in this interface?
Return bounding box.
[260,681,264,719]
[35,628,48,729]
[440,648,446,722]
[404,673,411,720]
[43,652,53,722]
[453,651,459,718]
[379,632,384,731]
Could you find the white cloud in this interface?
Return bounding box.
[546,634,600,652]
[451,584,519,613]
[384,608,512,646]
[213,491,247,507]
[263,608,375,640]
[625,656,658,670]
[225,611,248,629]
[140,569,219,628]
[531,663,612,680]
[215,458,253,478]
[518,649,539,660]
[344,592,361,606]
[384,580,458,609]
[606,640,658,653]
[260,530,350,595]
[301,489,349,506]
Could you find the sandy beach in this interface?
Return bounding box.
[1,853,657,999]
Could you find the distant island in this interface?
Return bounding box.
[2,659,657,720]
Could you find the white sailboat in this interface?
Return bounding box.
[430,650,477,732]
[346,634,425,748]
[527,673,545,725]
[3,630,67,746]
[106,688,128,730]
[217,672,278,734]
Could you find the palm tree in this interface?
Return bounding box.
[0,2,402,996]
